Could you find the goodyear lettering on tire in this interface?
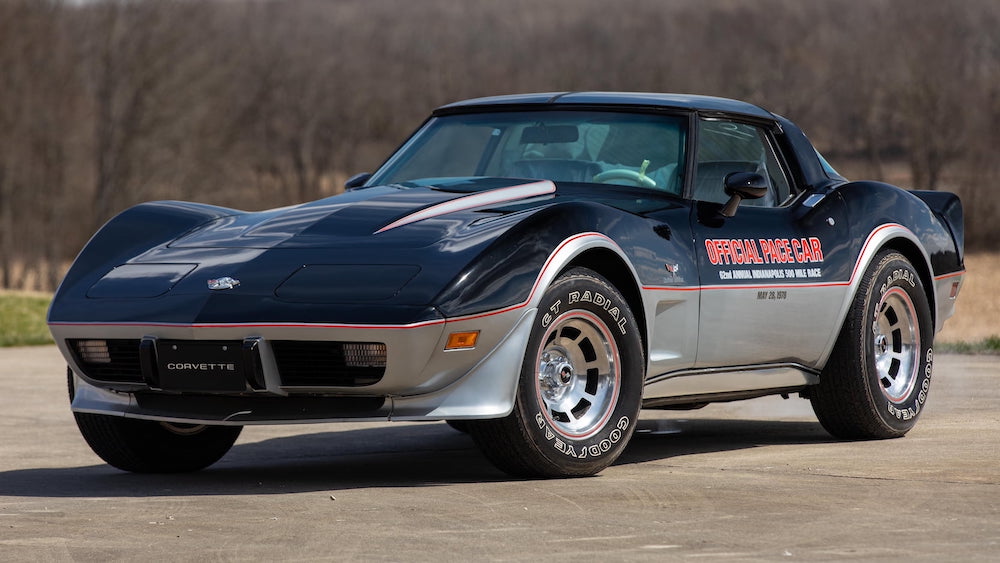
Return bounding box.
[534,413,630,458]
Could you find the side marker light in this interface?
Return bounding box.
[445,331,480,350]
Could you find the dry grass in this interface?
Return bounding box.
[936,253,1000,343]
[0,291,53,346]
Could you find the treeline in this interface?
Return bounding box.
[1,0,998,290]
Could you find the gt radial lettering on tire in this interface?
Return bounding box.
[466,267,643,478]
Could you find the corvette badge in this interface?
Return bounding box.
[207,277,240,290]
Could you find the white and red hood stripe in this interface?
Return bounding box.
[374,180,556,234]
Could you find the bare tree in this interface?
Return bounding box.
[0,0,81,289]
[2,0,999,290]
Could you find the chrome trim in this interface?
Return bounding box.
[207,276,240,290]
[642,363,818,400]
[802,193,825,208]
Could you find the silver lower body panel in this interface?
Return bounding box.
[54,307,537,425]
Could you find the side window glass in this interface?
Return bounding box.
[693,120,791,206]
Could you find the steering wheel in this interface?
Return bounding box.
[592,169,657,189]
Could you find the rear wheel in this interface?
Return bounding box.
[74,412,242,473]
[467,268,643,477]
[810,250,934,439]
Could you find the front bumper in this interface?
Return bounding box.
[52,307,536,424]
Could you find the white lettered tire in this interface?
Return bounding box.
[810,250,934,439]
[467,267,643,477]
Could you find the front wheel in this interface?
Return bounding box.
[74,412,242,473]
[467,268,644,477]
[810,250,934,439]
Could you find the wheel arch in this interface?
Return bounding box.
[877,236,937,329]
[559,247,649,360]
[809,232,937,439]
[817,224,937,370]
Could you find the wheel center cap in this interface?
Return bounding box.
[558,364,573,384]
[875,334,888,355]
[539,351,574,399]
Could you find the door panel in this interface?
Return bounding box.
[689,118,850,368]
[691,199,851,368]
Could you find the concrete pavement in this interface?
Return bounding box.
[1,346,997,561]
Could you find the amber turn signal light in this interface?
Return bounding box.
[445,331,480,350]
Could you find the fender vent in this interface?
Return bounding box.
[271,341,386,387]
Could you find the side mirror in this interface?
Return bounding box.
[720,172,768,217]
[344,172,372,190]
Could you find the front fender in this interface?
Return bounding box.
[433,202,641,319]
[51,201,240,314]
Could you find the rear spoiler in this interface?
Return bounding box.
[911,191,964,261]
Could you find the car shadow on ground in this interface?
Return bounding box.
[0,418,834,498]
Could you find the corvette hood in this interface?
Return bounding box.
[170,178,555,250]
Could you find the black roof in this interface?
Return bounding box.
[436,92,776,120]
[434,91,838,188]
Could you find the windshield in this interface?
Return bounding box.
[369,110,687,194]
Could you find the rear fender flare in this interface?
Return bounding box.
[817,223,934,368]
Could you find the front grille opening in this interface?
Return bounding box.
[342,342,387,368]
[75,339,112,363]
[68,338,143,383]
[272,341,386,387]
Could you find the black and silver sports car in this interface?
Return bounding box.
[49,92,965,477]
